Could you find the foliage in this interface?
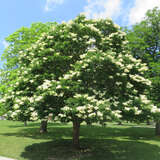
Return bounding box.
[2,22,56,70]
[0,22,56,121]
[0,15,153,125]
[126,7,160,64]
[126,7,160,121]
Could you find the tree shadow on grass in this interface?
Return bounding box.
[0,124,159,141]
[0,125,73,140]
[8,122,64,128]
[20,138,160,160]
[1,124,160,159]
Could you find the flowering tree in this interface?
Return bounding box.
[0,22,56,126]
[0,15,154,148]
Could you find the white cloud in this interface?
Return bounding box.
[83,0,122,19]
[2,40,9,49]
[128,0,160,25]
[44,0,65,12]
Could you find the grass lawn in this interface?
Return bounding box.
[0,120,160,160]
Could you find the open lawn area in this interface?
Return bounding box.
[0,120,160,160]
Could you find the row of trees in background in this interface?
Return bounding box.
[126,7,160,135]
[0,8,160,149]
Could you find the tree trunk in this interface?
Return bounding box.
[118,121,122,125]
[86,121,91,126]
[72,120,80,149]
[146,119,151,125]
[155,121,160,136]
[40,120,48,133]
[24,121,27,126]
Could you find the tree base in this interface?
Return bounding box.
[40,120,48,133]
[24,121,27,126]
[155,121,160,136]
[73,120,80,149]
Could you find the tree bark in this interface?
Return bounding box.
[72,120,80,149]
[146,119,151,125]
[24,121,27,126]
[86,121,92,126]
[40,120,48,133]
[118,121,122,125]
[155,121,160,136]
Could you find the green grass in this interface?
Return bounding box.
[0,121,160,160]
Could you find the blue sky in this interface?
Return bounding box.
[0,0,160,67]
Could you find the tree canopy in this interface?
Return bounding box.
[126,7,160,118]
[126,7,160,135]
[0,22,56,119]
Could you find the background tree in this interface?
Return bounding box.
[2,22,56,70]
[126,7,160,135]
[0,22,56,127]
[0,15,154,149]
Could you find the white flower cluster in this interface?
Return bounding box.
[28,97,34,103]
[134,107,142,115]
[38,79,52,90]
[62,70,80,80]
[138,64,148,72]
[0,98,6,103]
[140,95,151,105]
[56,93,121,122]
[30,111,38,121]
[130,74,151,86]
[124,107,130,111]
[151,105,160,113]
[127,82,134,89]
[111,110,122,118]
[87,38,96,45]
[85,24,101,34]
[114,24,120,29]
[35,96,43,102]
[47,35,54,39]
